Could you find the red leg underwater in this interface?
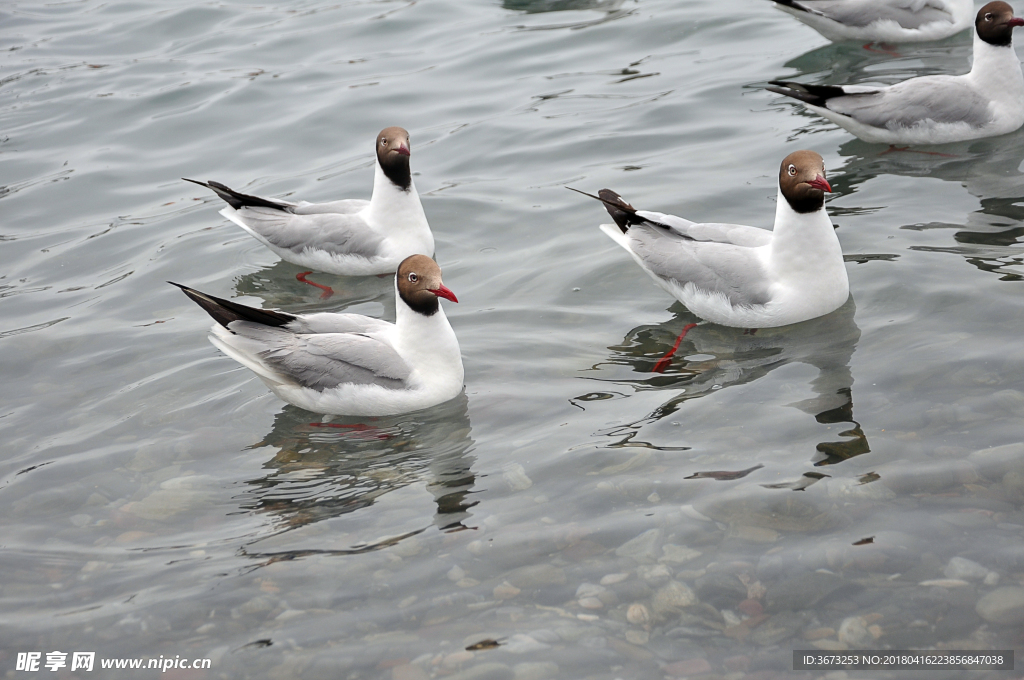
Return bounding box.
[296,271,334,299]
[653,323,698,373]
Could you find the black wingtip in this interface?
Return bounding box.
[565,186,603,202]
[171,282,296,329]
[768,81,821,106]
[767,81,852,107]
[597,189,637,234]
[566,186,637,233]
[766,84,803,101]
[183,178,292,212]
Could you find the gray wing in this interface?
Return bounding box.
[236,206,385,258]
[636,211,773,247]
[228,321,411,391]
[628,225,773,307]
[795,0,952,28]
[285,312,392,335]
[828,77,994,129]
[291,199,368,215]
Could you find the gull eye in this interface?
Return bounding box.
[788,164,797,176]
[381,138,387,145]
[408,272,418,283]
[985,12,994,20]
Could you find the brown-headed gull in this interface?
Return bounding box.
[184,127,433,295]
[171,255,462,416]
[768,2,1024,145]
[573,151,848,328]
[771,0,974,43]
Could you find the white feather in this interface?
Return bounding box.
[777,25,1024,144]
[601,187,849,329]
[773,0,973,42]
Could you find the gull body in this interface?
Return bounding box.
[173,255,462,416]
[772,0,974,43]
[185,127,433,276]
[769,2,1024,145]
[583,151,848,328]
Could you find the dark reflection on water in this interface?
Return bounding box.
[915,199,1024,283]
[239,394,477,563]
[502,0,626,13]
[830,137,1024,281]
[234,260,395,315]
[777,36,974,86]
[225,261,477,561]
[587,299,868,464]
[500,0,635,31]
[832,136,1024,199]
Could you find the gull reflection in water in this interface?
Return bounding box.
[585,298,868,465]
[771,39,1024,282]
[500,0,633,31]
[502,0,626,14]
[830,135,1024,282]
[238,394,477,565]
[233,260,395,312]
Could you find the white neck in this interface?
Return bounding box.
[368,158,426,225]
[768,188,844,283]
[968,30,1024,96]
[393,281,462,377]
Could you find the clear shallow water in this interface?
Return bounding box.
[3,0,1024,678]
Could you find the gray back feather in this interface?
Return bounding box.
[629,226,772,307]
[800,0,952,28]
[681,222,773,248]
[285,312,392,335]
[637,211,773,247]
[291,199,368,215]
[228,321,411,391]
[829,77,994,129]
[239,206,385,258]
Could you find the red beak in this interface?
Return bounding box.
[808,175,832,193]
[1009,17,1024,27]
[396,144,411,156]
[429,284,458,303]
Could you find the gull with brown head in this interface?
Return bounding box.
[768,2,1024,145]
[170,254,463,416]
[573,150,848,329]
[184,126,433,296]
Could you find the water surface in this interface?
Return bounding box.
[3,0,1024,678]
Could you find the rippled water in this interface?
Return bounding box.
[3,0,1024,678]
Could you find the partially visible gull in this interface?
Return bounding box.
[768,2,1024,145]
[770,0,974,43]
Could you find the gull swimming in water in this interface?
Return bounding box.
[171,255,462,416]
[185,126,433,296]
[574,150,848,329]
[770,0,974,43]
[768,2,1024,145]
